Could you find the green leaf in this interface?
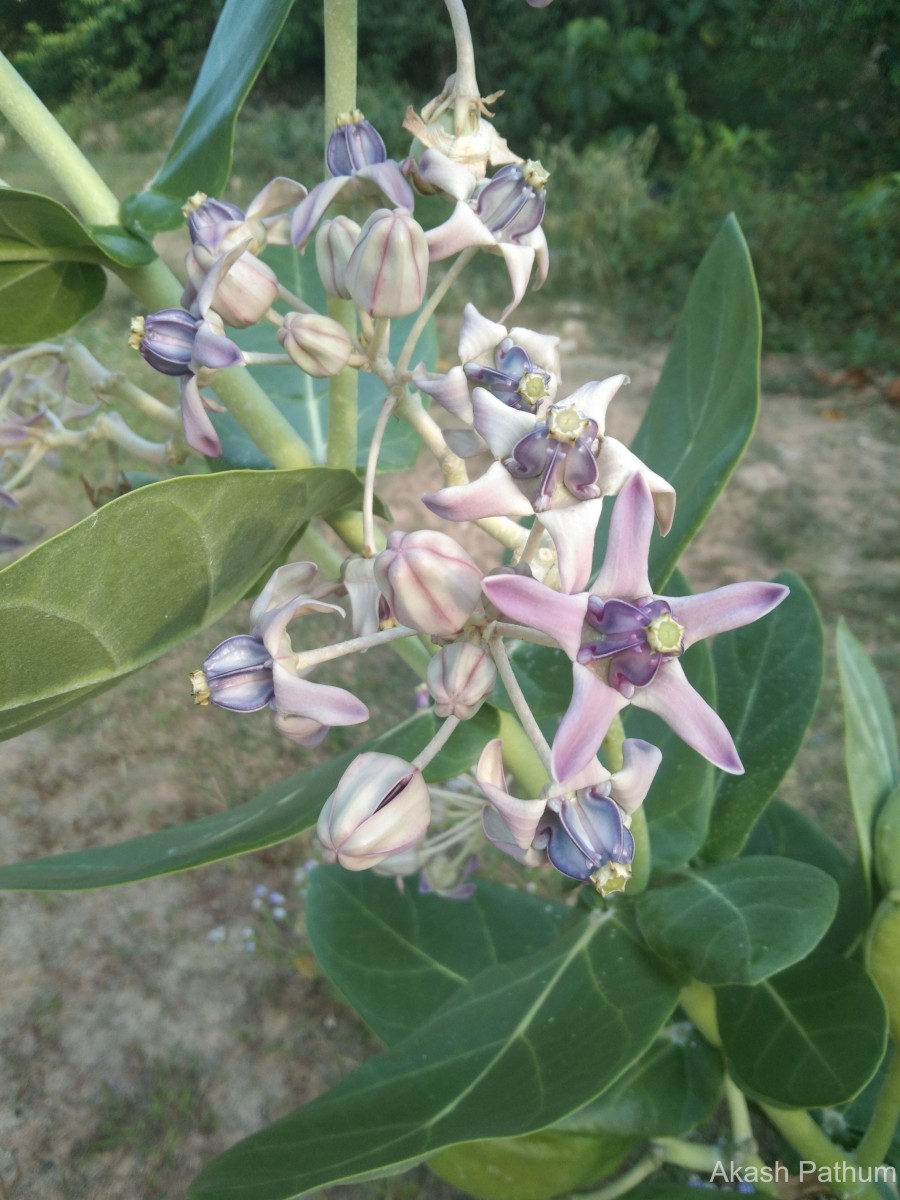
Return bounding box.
[561,1022,723,1137]
[717,952,888,1107]
[625,573,716,870]
[187,911,679,1200]
[593,214,761,591]
[0,189,108,339]
[139,0,297,217]
[702,572,823,860]
[836,619,900,895]
[0,711,491,892]
[744,800,868,954]
[636,857,838,984]
[306,870,572,1044]
[498,640,573,720]
[85,224,157,267]
[214,246,435,472]
[0,467,362,741]
[423,703,500,783]
[429,1129,637,1200]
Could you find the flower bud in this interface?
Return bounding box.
[185,243,278,328]
[326,111,389,175]
[130,309,199,376]
[473,160,548,241]
[374,530,483,638]
[315,216,361,299]
[317,752,431,871]
[344,208,429,317]
[277,312,354,377]
[427,641,496,719]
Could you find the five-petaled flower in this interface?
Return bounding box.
[482,472,789,781]
[424,375,675,593]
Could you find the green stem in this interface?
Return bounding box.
[761,1107,885,1200]
[326,298,359,471]
[855,1044,900,1168]
[628,806,651,894]
[497,710,550,796]
[576,1152,661,1200]
[489,636,552,774]
[0,50,120,224]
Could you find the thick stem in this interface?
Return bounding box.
[855,1045,900,1168]
[628,806,651,894]
[442,0,480,133]
[576,1152,661,1200]
[761,1108,885,1200]
[497,710,550,795]
[362,393,398,554]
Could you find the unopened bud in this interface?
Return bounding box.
[315,216,361,299]
[185,245,278,328]
[277,312,353,377]
[344,208,429,317]
[427,641,496,719]
[374,530,483,638]
[317,752,431,870]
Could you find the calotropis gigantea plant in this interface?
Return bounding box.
[0,3,898,1199]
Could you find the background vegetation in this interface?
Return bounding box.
[1,0,898,361]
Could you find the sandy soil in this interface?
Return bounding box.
[0,309,897,1200]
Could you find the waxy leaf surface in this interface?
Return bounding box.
[562,1024,723,1137]
[0,711,491,892]
[717,952,888,1107]
[836,619,899,895]
[703,571,822,860]
[0,468,362,741]
[636,857,838,984]
[188,910,679,1200]
[133,0,296,223]
[306,870,572,1044]
[592,214,761,591]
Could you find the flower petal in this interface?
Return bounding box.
[551,664,628,781]
[179,376,221,457]
[250,562,321,622]
[537,497,604,594]
[591,472,654,600]
[412,363,473,421]
[669,581,790,650]
[611,739,663,814]
[471,386,535,456]
[247,176,308,220]
[497,241,536,321]
[564,375,629,433]
[356,160,416,211]
[595,438,675,535]
[632,659,743,774]
[272,665,369,728]
[475,738,546,850]
[290,176,350,249]
[481,574,587,658]
[427,202,496,261]
[458,303,509,362]
[423,461,533,522]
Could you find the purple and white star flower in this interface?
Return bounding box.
[413,302,560,424]
[424,375,675,593]
[475,735,661,893]
[291,111,414,250]
[421,153,549,320]
[191,562,369,746]
[482,472,789,780]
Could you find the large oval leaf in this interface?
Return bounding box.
[717,952,888,1107]
[0,467,362,740]
[592,214,761,592]
[702,571,823,861]
[130,0,297,226]
[0,710,494,892]
[307,869,573,1044]
[636,857,837,985]
[187,910,679,1200]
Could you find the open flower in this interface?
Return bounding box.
[413,302,560,424]
[424,376,675,592]
[422,155,550,320]
[184,178,307,255]
[475,736,661,893]
[482,473,789,780]
[291,111,415,249]
[191,562,369,746]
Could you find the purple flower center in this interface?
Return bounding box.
[504,403,601,512]
[326,113,388,176]
[464,337,551,410]
[196,634,274,712]
[578,597,685,692]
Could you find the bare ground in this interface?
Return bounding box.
[0,307,897,1200]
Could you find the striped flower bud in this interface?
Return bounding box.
[317,753,431,871]
[315,216,361,299]
[427,641,496,719]
[344,208,429,317]
[374,530,483,638]
[277,312,354,377]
